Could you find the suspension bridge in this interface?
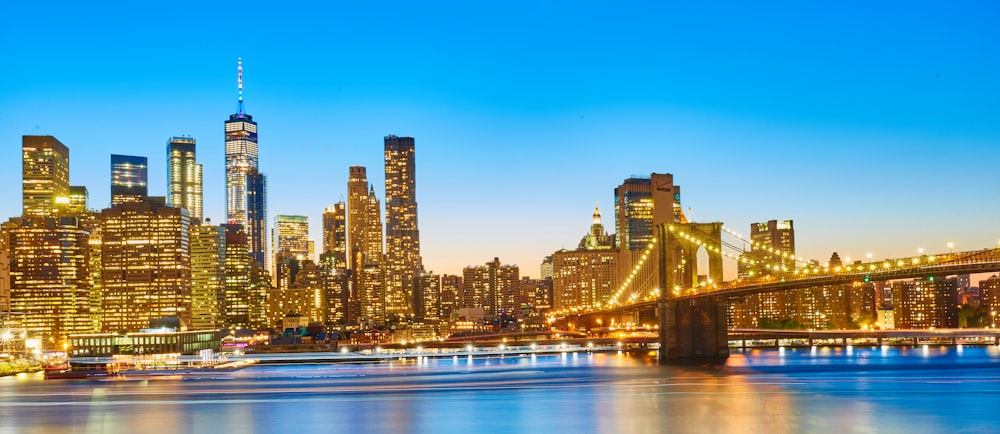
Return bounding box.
[549,221,1000,364]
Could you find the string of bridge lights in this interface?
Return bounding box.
[550,224,962,318]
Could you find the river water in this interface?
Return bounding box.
[2,345,1000,433]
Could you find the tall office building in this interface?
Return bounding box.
[384,135,421,318]
[22,135,69,218]
[274,215,309,260]
[101,198,191,332]
[322,202,347,270]
[5,217,93,345]
[553,206,617,309]
[272,215,308,292]
[614,173,682,252]
[110,154,148,205]
[347,166,384,325]
[167,136,203,224]
[225,58,267,268]
[222,223,269,330]
[190,223,226,329]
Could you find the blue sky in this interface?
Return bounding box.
[2,1,998,278]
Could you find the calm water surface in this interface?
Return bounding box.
[2,345,1000,434]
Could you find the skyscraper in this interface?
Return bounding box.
[110,154,148,205]
[614,173,682,252]
[246,170,267,268]
[100,198,191,332]
[225,58,266,268]
[322,202,347,270]
[347,166,384,325]
[190,222,226,329]
[22,135,69,218]
[5,217,93,345]
[384,135,421,318]
[274,215,310,260]
[167,136,203,224]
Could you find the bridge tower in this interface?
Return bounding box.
[656,222,730,364]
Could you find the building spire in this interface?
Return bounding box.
[593,201,602,225]
[236,57,245,116]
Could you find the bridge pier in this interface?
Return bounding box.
[658,297,729,364]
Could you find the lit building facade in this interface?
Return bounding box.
[5,217,93,346]
[892,277,958,329]
[981,275,1000,323]
[413,269,440,323]
[439,274,462,320]
[167,136,203,224]
[67,186,88,215]
[384,135,421,318]
[22,135,69,218]
[322,202,347,269]
[462,258,520,320]
[347,166,384,325]
[614,173,682,252]
[553,204,618,310]
[274,215,309,260]
[110,154,148,205]
[730,220,798,328]
[225,58,267,269]
[100,199,191,332]
[190,223,226,329]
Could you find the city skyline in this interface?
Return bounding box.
[2,2,999,278]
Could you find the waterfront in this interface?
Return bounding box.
[2,346,1000,433]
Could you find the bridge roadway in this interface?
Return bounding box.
[679,251,1000,300]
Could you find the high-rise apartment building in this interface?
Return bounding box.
[980,275,1000,324]
[167,136,203,224]
[191,223,226,329]
[100,198,191,332]
[347,166,384,325]
[22,135,69,218]
[110,154,148,205]
[225,58,267,269]
[384,135,421,318]
[462,258,520,320]
[892,277,958,329]
[439,274,462,320]
[5,217,93,345]
[322,202,347,270]
[413,269,440,323]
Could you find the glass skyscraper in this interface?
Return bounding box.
[110,154,148,205]
[224,58,266,268]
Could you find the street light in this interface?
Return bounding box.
[947,242,954,253]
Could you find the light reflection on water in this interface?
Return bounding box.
[2,346,1000,433]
